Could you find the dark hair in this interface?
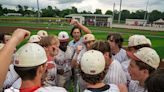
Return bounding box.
[107,33,124,48]
[14,66,39,80]
[145,69,164,92]
[92,40,112,58]
[136,61,155,74]
[70,26,82,37]
[80,69,106,85]
[0,33,5,43]
[129,44,151,50]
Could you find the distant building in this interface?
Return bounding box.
[65,14,113,27]
[126,19,147,26]
[5,13,22,16]
[153,19,164,28]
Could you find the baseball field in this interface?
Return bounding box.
[0,17,164,92]
[0,18,163,59]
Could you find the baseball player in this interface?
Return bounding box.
[80,50,120,92]
[71,34,96,92]
[55,31,74,90]
[39,35,60,86]
[124,34,152,82]
[92,41,127,85]
[0,43,18,90]
[4,43,67,92]
[107,33,129,64]
[0,29,30,89]
[68,19,92,92]
[127,47,160,92]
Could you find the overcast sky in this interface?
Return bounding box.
[0,0,163,14]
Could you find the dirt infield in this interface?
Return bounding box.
[0,26,59,33]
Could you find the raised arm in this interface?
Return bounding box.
[0,28,30,88]
[70,19,91,34]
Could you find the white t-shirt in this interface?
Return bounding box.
[3,64,19,89]
[128,80,147,92]
[84,84,120,92]
[103,59,127,85]
[35,86,67,92]
[4,86,67,92]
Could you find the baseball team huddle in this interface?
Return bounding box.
[0,19,163,92]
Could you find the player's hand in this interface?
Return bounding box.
[11,28,30,45]
[70,19,79,26]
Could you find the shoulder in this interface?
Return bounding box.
[4,87,19,92]
[35,86,67,92]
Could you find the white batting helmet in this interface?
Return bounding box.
[127,47,160,69]
[37,30,48,37]
[58,31,69,42]
[83,34,95,43]
[128,35,151,47]
[14,43,47,67]
[80,50,105,75]
[28,35,41,43]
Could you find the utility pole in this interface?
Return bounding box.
[37,0,40,22]
[113,3,115,22]
[143,0,150,26]
[118,0,122,24]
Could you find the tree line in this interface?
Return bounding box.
[0,4,164,22]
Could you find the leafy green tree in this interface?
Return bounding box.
[105,10,113,15]
[41,6,54,17]
[0,4,3,16]
[121,10,130,20]
[94,9,102,14]
[149,10,162,22]
[17,5,24,15]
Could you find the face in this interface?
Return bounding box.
[85,40,95,50]
[128,59,145,81]
[59,41,68,52]
[108,36,117,50]
[72,29,81,41]
[47,40,59,57]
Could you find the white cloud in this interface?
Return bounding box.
[0,0,163,13]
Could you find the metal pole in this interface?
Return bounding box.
[118,0,122,24]
[143,0,150,26]
[144,0,149,20]
[37,0,40,22]
[113,3,115,22]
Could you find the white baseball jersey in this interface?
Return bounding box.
[103,59,127,85]
[43,60,57,86]
[3,64,19,89]
[84,84,120,92]
[55,47,73,73]
[55,47,73,87]
[77,47,87,64]
[128,80,147,92]
[4,86,67,92]
[112,48,129,64]
[12,78,21,89]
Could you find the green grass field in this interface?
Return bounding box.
[0,21,164,59]
[0,21,164,92]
